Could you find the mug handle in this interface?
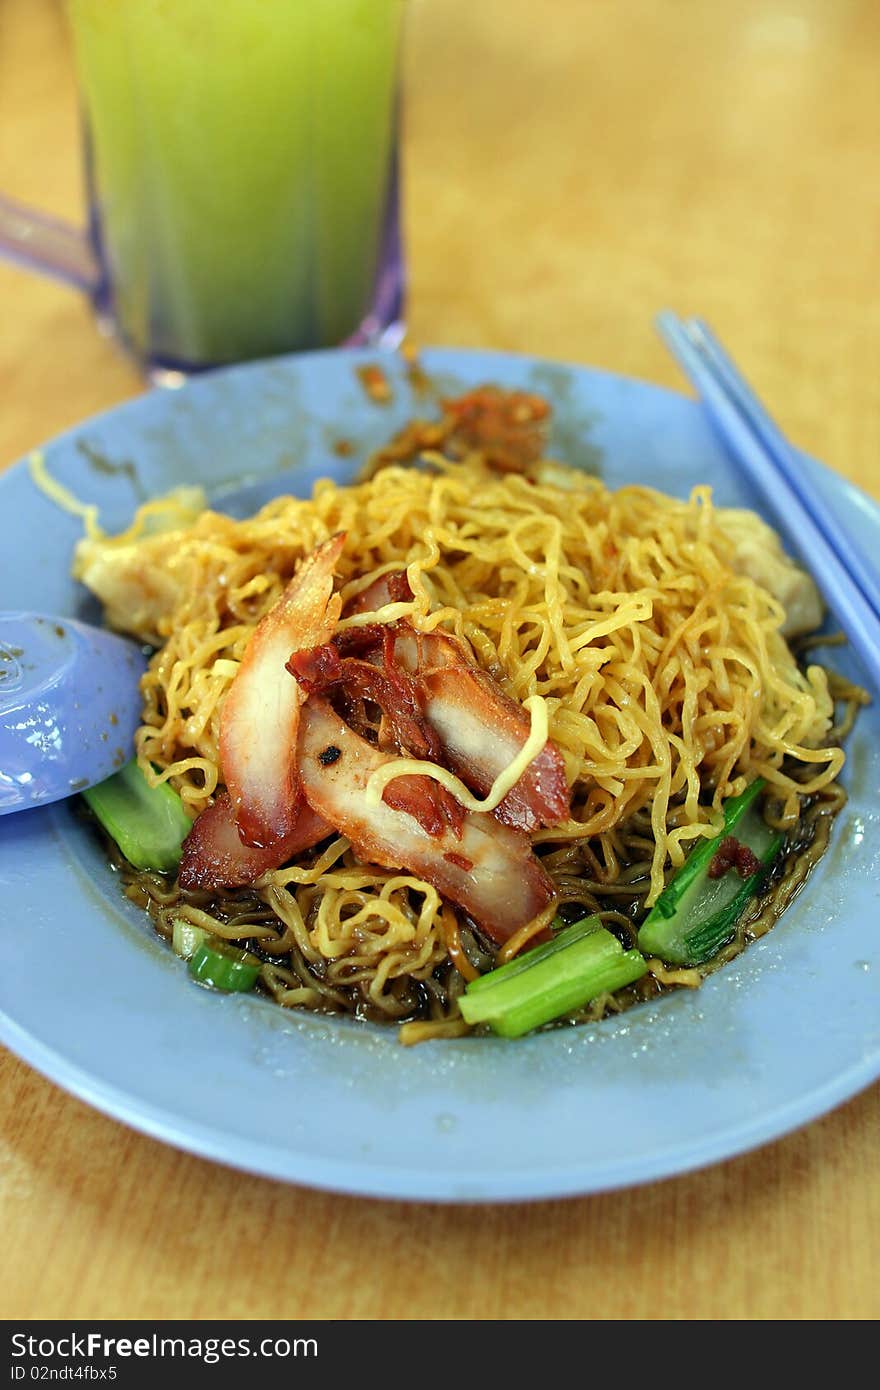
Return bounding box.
[0,192,98,292]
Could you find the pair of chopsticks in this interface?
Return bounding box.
[656,312,880,695]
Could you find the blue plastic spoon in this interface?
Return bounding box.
[0,611,147,815]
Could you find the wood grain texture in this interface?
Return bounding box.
[1,0,878,1320]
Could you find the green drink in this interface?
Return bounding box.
[67,0,405,369]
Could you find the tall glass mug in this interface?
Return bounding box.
[0,0,406,375]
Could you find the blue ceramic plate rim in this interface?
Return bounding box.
[1,345,878,1203]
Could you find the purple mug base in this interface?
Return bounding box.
[93,266,406,386]
[139,315,406,389]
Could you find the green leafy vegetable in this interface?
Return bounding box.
[459,917,647,1038]
[82,758,191,872]
[637,779,784,966]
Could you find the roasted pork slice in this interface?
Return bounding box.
[297,697,556,944]
[179,792,331,891]
[288,642,463,837]
[288,639,443,763]
[343,569,570,832]
[345,569,413,616]
[219,533,345,849]
[394,629,570,833]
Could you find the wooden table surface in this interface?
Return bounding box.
[1,0,878,1321]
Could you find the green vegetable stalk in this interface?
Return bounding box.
[82,758,191,872]
[460,917,647,1038]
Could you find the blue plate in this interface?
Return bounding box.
[1,347,878,1202]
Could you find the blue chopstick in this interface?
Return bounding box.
[681,316,880,614]
[656,310,880,695]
